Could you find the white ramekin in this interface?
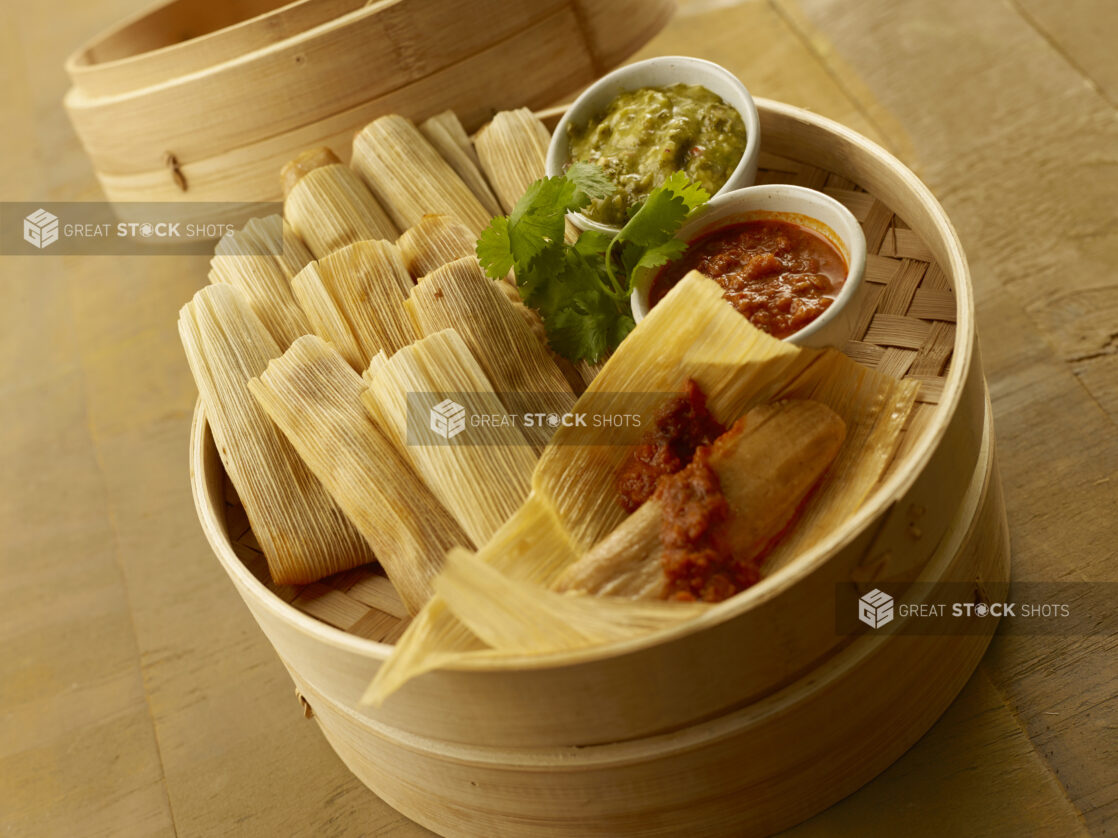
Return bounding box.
[631,184,868,348]
[547,56,761,236]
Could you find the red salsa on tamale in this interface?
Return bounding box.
[615,379,725,512]
[654,444,759,602]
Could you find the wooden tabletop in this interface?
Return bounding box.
[2,0,1115,835]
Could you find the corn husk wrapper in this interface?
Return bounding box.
[209,215,313,349]
[435,549,708,653]
[419,111,501,217]
[362,329,536,545]
[472,110,591,384]
[396,215,588,394]
[179,284,373,585]
[396,213,478,278]
[283,148,398,258]
[407,256,575,446]
[396,214,539,339]
[352,115,492,236]
[281,146,340,194]
[291,239,417,372]
[474,108,579,243]
[366,273,918,702]
[474,108,551,214]
[249,335,471,613]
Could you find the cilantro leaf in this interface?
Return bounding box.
[505,177,577,266]
[474,164,709,365]
[572,229,613,260]
[476,215,513,279]
[616,171,710,249]
[623,236,689,277]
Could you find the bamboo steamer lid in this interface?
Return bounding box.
[66,0,364,97]
[63,0,675,218]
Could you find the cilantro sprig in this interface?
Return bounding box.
[476,165,709,363]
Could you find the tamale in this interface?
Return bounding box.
[249,335,471,613]
[282,147,398,258]
[419,111,502,217]
[366,273,918,700]
[362,329,536,545]
[396,213,477,279]
[396,215,587,394]
[210,214,312,349]
[280,146,339,194]
[554,400,846,599]
[762,351,918,573]
[352,115,492,235]
[531,273,821,550]
[291,239,417,371]
[407,256,576,444]
[474,108,551,214]
[394,213,539,339]
[474,108,580,243]
[178,284,373,585]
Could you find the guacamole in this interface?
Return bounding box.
[567,84,747,226]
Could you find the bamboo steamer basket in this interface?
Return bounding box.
[63,0,674,217]
[294,414,1006,838]
[188,100,1011,832]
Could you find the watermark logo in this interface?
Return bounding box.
[23,208,59,249]
[3,202,282,254]
[429,399,466,440]
[858,588,894,629]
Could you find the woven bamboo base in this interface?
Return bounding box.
[224,148,959,645]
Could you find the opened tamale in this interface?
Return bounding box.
[555,400,846,599]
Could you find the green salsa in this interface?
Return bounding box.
[567,84,747,226]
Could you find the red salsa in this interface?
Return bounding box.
[651,218,847,339]
[614,379,725,513]
[655,446,760,603]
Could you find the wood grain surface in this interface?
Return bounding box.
[1,0,1114,836]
